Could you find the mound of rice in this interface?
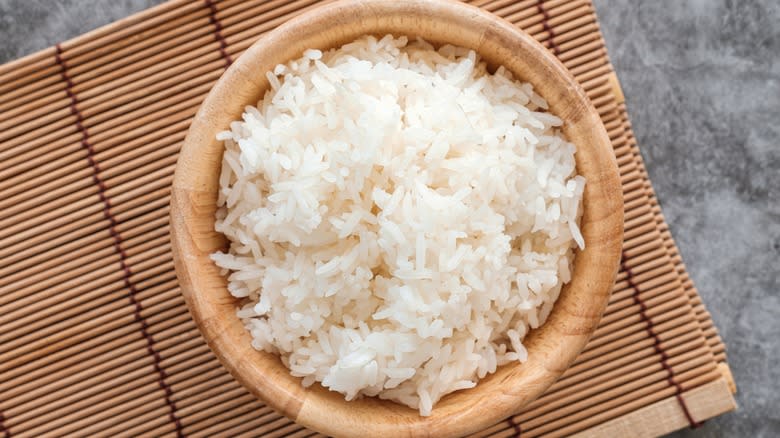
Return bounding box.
[211,35,585,416]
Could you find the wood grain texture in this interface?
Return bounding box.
[170,0,624,436]
[570,377,736,438]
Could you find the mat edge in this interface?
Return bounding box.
[571,377,736,438]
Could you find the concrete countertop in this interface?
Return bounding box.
[1,0,777,436]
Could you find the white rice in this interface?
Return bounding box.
[212,35,585,416]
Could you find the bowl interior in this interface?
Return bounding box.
[170,1,624,437]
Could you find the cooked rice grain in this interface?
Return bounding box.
[212,35,585,416]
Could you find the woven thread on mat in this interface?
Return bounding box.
[507,417,522,437]
[0,412,9,438]
[205,0,233,68]
[54,44,186,438]
[536,0,560,55]
[622,252,701,428]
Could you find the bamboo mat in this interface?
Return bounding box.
[0,0,737,437]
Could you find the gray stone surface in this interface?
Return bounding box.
[0,0,777,436]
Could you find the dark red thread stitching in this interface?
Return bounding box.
[622,251,701,428]
[55,44,185,438]
[0,411,9,438]
[204,0,233,68]
[507,417,522,436]
[536,0,560,55]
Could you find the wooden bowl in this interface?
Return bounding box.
[170,0,624,436]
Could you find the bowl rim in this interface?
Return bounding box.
[170,0,624,436]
